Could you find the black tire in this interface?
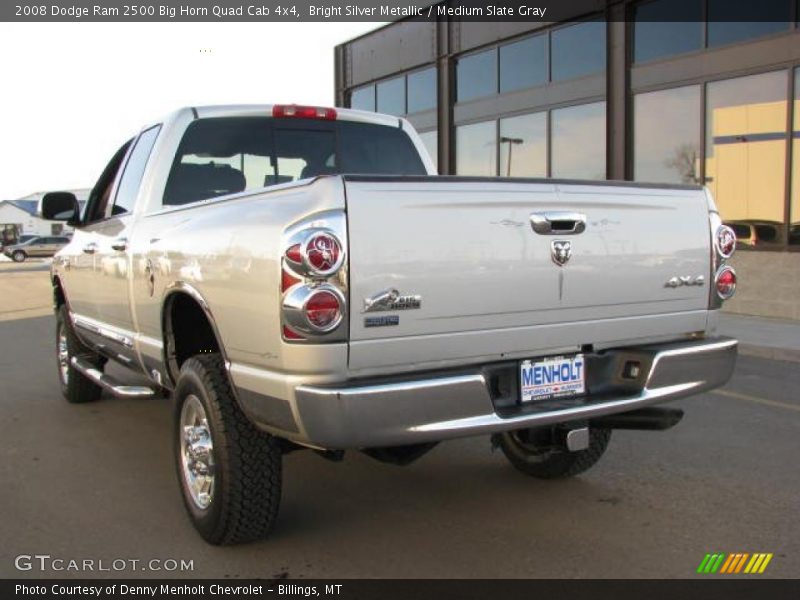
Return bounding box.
[12,250,26,262]
[173,353,282,545]
[499,427,611,479]
[56,304,105,404]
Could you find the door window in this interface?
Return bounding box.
[84,141,133,223]
[111,125,161,217]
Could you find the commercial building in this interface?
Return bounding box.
[334,0,800,320]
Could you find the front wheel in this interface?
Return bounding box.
[498,427,611,479]
[173,353,282,545]
[12,250,26,262]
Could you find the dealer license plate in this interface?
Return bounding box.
[520,354,586,403]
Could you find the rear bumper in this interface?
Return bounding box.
[290,336,737,449]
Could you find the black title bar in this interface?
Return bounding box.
[2,0,797,22]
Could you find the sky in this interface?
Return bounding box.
[0,22,382,199]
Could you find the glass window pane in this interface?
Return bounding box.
[457,49,497,102]
[633,0,703,63]
[499,112,547,177]
[407,68,436,113]
[350,86,375,112]
[708,0,791,47]
[418,130,438,172]
[634,85,701,184]
[551,102,606,179]
[500,34,547,93]
[165,118,426,205]
[706,71,788,246]
[338,121,427,175]
[377,77,405,116]
[551,18,606,81]
[112,126,160,216]
[790,67,800,245]
[456,121,496,176]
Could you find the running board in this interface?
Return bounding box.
[70,356,156,399]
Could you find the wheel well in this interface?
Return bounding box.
[163,292,221,383]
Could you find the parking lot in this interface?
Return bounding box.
[1,268,798,579]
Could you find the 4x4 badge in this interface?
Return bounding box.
[551,240,572,266]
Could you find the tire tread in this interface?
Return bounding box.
[177,354,281,545]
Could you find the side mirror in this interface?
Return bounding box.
[41,192,80,225]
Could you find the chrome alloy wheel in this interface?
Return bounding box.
[179,395,216,510]
[57,324,70,386]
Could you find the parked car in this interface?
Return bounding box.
[3,235,70,262]
[724,220,782,247]
[43,104,738,545]
[1,233,36,254]
[790,222,800,245]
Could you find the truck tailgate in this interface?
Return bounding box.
[344,177,711,372]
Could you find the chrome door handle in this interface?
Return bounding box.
[530,211,587,235]
[111,238,128,252]
[82,242,98,254]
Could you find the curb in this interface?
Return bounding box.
[737,343,800,364]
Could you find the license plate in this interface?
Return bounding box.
[520,354,585,403]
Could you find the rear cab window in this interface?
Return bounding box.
[163,117,427,206]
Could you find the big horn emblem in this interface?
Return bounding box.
[550,240,572,266]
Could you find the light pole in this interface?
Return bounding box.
[500,136,523,177]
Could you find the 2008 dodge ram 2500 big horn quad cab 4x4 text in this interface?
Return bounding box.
[42,104,738,545]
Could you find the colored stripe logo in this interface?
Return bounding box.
[697,553,773,574]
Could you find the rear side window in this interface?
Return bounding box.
[163,117,426,206]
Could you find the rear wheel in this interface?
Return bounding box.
[56,305,105,403]
[173,353,282,545]
[12,250,26,262]
[498,427,611,479]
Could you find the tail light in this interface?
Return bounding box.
[304,288,344,331]
[285,231,343,277]
[272,105,337,120]
[282,284,346,336]
[715,266,737,300]
[708,211,738,308]
[281,222,347,342]
[715,225,736,258]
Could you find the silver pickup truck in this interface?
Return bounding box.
[43,104,738,545]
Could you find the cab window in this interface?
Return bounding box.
[163,117,425,206]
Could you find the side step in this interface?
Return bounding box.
[70,356,156,399]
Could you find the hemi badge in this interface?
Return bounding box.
[365,316,399,328]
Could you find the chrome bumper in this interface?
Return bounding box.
[292,337,737,449]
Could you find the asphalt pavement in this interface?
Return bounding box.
[1,312,798,579]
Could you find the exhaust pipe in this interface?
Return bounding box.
[590,407,684,431]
